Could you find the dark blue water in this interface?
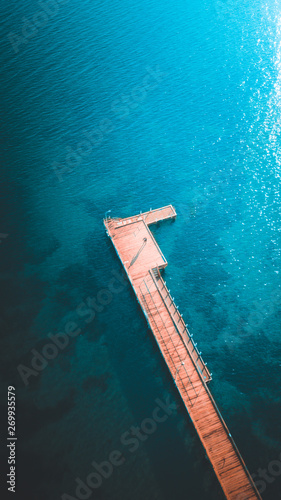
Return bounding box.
[1,0,281,499]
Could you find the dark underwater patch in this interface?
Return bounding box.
[82,373,111,393]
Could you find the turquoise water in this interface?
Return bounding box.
[1,0,281,499]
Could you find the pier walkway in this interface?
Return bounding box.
[104,205,261,500]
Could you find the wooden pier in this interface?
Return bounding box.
[104,205,261,500]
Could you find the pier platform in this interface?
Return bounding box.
[104,205,261,500]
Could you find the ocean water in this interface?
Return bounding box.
[1,0,281,499]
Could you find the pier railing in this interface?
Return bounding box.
[139,279,202,409]
[149,269,211,383]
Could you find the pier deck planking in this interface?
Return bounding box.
[104,205,261,500]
